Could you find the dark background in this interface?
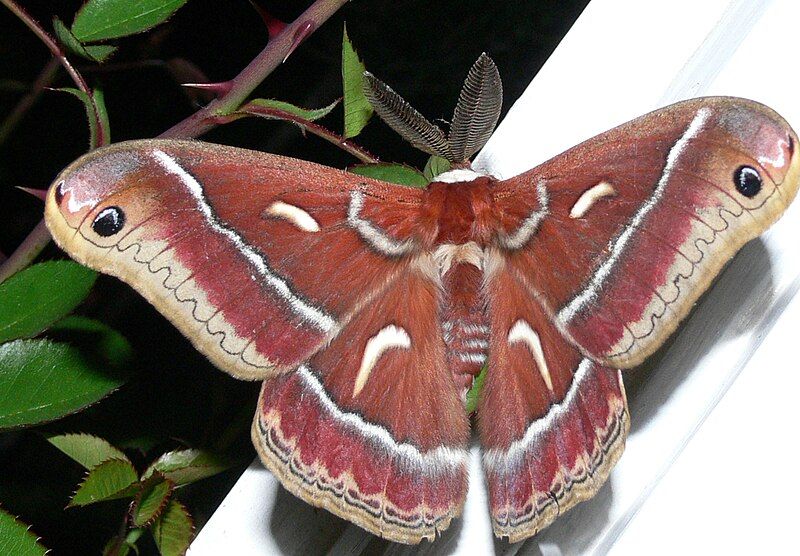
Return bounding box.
[0,1,588,553]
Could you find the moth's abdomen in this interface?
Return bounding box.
[438,256,489,402]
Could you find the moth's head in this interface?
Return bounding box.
[709,98,799,208]
[45,143,159,254]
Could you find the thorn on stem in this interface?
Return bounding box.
[284,21,316,63]
[249,1,288,38]
[16,186,48,202]
[181,81,234,98]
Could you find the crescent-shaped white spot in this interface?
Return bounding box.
[265,201,320,232]
[570,181,616,218]
[353,324,411,397]
[508,319,554,393]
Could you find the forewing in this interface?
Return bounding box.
[478,255,628,541]
[491,97,800,368]
[45,139,427,379]
[253,259,470,544]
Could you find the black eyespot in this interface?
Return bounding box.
[92,206,126,237]
[734,165,762,198]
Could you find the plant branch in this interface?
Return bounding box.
[160,0,350,139]
[234,102,378,163]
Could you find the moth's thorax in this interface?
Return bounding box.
[422,175,498,245]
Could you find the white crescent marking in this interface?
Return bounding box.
[265,201,320,232]
[508,319,554,393]
[353,324,411,397]
[569,181,616,218]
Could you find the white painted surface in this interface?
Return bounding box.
[191,0,800,553]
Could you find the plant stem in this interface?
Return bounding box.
[160,0,350,139]
[0,57,60,146]
[0,220,50,283]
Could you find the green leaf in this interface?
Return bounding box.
[68,458,139,507]
[103,528,143,556]
[341,25,372,139]
[0,508,47,556]
[349,163,428,187]
[53,17,117,62]
[151,500,193,556]
[0,260,96,343]
[0,337,127,430]
[72,0,190,42]
[92,87,112,144]
[131,474,173,527]
[465,364,488,414]
[47,433,130,470]
[54,87,109,148]
[247,98,339,122]
[143,449,235,486]
[423,156,451,181]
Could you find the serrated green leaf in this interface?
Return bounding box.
[47,433,129,470]
[151,500,193,556]
[68,458,139,507]
[72,0,189,42]
[0,508,47,556]
[349,163,428,188]
[465,364,488,414]
[0,261,96,343]
[131,474,173,527]
[341,25,372,139]
[53,17,117,62]
[247,98,339,122]
[423,156,451,181]
[0,337,127,430]
[143,449,235,486]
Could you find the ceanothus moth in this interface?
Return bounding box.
[44,54,799,544]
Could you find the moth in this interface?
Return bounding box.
[44,54,800,544]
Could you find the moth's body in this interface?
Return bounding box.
[45,97,800,544]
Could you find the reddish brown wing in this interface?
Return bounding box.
[45,139,425,379]
[253,259,470,544]
[478,254,628,541]
[491,97,800,368]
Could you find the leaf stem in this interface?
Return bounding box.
[160,0,350,139]
[235,102,378,163]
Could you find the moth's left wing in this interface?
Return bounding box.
[253,259,470,544]
[491,97,800,368]
[45,139,425,380]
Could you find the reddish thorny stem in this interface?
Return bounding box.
[0,0,351,283]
